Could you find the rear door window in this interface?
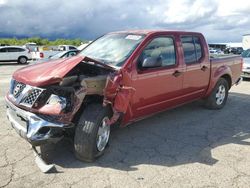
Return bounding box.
[7,47,25,52]
[181,36,203,64]
[194,37,202,60]
[181,36,196,64]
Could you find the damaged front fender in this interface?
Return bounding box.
[103,72,135,125]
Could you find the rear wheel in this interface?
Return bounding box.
[204,78,229,109]
[18,56,28,64]
[74,103,112,162]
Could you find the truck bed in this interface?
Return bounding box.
[209,54,242,89]
[210,54,241,59]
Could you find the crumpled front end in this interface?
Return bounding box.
[5,79,75,146]
[6,96,71,146]
[103,71,135,125]
[5,59,115,146]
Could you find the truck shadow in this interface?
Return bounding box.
[41,92,250,172]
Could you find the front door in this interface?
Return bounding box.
[130,36,184,119]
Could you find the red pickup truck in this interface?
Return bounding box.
[5,30,242,171]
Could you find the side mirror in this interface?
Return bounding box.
[48,55,52,59]
[141,57,162,68]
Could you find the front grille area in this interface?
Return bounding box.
[22,89,43,106]
[11,80,26,98]
[10,79,44,107]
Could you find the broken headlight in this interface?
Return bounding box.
[46,94,67,110]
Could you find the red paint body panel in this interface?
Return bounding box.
[9,30,242,127]
[12,56,114,87]
[117,31,242,126]
[204,56,242,98]
[13,56,85,87]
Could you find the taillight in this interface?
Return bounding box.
[40,52,44,58]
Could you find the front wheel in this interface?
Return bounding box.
[204,78,229,109]
[74,103,112,162]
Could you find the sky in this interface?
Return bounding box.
[0,0,249,42]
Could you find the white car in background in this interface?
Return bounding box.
[58,45,77,51]
[0,46,31,64]
[209,48,224,55]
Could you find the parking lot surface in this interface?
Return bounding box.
[0,62,250,188]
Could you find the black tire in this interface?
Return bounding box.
[204,78,229,109]
[74,103,112,162]
[18,56,28,64]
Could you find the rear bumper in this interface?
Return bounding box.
[5,96,72,146]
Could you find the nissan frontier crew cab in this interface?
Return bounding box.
[5,30,242,172]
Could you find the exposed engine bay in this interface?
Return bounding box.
[62,62,112,94]
[34,62,116,123]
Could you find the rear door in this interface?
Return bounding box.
[181,35,210,100]
[130,35,184,119]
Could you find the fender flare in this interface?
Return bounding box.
[204,65,232,98]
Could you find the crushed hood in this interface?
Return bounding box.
[13,56,115,87]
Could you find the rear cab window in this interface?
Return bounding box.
[181,36,203,64]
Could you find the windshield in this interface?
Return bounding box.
[242,49,250,58]
[79,33,145,67]
[51,51,66,59]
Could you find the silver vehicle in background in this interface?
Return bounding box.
[242,49,250,79]
[36,49,79,63]
[58,45,77,51]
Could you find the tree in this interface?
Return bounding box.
[0,37,87,46]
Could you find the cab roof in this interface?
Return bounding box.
[109,29,203,36]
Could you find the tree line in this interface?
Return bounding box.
[0,37,88,46]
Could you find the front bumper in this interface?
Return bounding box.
[5,96,72,146]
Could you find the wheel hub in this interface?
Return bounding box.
[215,85,226,105]
[20,57,26,64]
[96,117,110,152]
